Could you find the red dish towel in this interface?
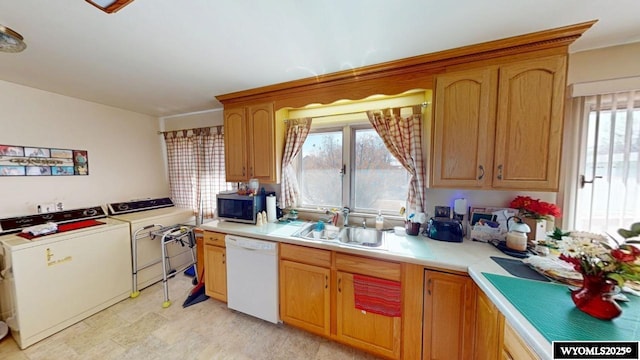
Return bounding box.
[353,274,401,317]
[17,220,105,240]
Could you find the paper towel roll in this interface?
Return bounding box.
[266,195,277,222]
[454,198,467,216]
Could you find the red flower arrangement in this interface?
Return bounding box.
[509,196,561,220]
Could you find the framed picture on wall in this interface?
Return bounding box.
[0,144,89,176]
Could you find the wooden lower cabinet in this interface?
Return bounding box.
[473,285,538,360]
[279,259,330,336]
[502,321,537,360]
[474,286,504,360]
[279,243,404,359]
[423,270,476,360]
[203,231,227,302]
[336,271,401,359]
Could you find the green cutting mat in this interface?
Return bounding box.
[482,273,640,342]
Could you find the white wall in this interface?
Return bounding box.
[568,42,640,86]
[0,80,169,217]
[162,109,223,131]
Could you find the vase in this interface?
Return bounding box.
[570,274,622,320]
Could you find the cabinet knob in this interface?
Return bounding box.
[478,165,485,180]
[497,165,503,180]
[338,277,342,292]
[325,275,328,289]
[242,166,246,176]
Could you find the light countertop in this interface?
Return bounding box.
[200,219,637,360]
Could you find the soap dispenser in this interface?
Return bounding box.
[375,210,384,231]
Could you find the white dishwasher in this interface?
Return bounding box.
[225,235,279,324]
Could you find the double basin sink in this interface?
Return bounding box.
[293,223,386,250]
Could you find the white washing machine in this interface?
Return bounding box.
[0,207,131,349]
[107,198,194,294]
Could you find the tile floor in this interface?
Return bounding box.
[0,274,381,360]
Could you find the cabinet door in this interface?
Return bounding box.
[247,103,275,182]
[336,271,401,359]
[431,68,497,188]
[493,55,566,191]
[474,287,504,360]
[279,260,330,336]
[224,107,248,182]
[503,320,538,360]
[423,270,476,360]
[204,245,227,302]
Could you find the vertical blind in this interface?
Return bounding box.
[575,90,640,233]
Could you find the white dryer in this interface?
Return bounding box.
[107,198,194,294]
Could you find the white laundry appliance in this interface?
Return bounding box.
[0,206,131,349]
[107,198,194,295]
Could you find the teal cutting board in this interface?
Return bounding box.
[482,273,640,342]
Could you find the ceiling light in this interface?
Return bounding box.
[0,24,26,53]
[85,0,135,14]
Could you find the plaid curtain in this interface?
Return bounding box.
[163,127,235,219]
[280,117,312,208]
[366,106,426,213]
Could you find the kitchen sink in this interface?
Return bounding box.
[293,223,386,249]
[337,227,384,248]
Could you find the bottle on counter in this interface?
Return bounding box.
[375,210,384,231]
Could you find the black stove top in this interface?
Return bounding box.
[0,206,106,235]
[107,197,174,215]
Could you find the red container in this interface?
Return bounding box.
[405,221,421,236]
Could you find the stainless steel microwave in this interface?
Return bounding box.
[216,191,265,224]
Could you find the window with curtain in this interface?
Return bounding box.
[296,124,410,214]
[163,126,236,219]
[574,90,640,233]
[293,105,423,215]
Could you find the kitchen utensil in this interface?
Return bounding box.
[506,216,530,251]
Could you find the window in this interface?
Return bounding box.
[296,122,410,214]
[574,91,640,233]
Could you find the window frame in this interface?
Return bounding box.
[295,120,408,215]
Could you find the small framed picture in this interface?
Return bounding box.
[471,212,497,226]
[434,206,451,218]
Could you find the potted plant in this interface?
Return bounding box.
[509,196,561,241]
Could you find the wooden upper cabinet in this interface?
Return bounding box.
[430,55,567,191]
[431,68,497,188]
[247,103,276,182]
[223,102,277,183]
[224,108,248,182]
[493,55,566,191]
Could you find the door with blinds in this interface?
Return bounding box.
[575,91,640,233]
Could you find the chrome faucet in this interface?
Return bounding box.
[362,218,367,228]
[342,207,350,227]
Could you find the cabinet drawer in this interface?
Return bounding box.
[280,243,331,268]
[335,253,401,281]
[203,231,226,247]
